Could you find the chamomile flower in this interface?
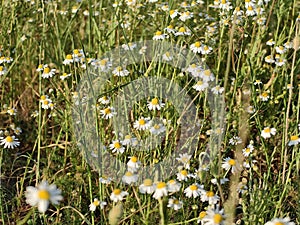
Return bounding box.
[139,179,155,194]
[92,58,112,72]
[63,54,74,65]
[36,64,44,72]
[122,135,138,147]
[264,217,295,225]
[184,183,203,198]
[60,73,71,80]
[211,85,224,95]
[246,5,256,16]
[167,198,183,210]
[167,179,182,193]
[112,66,129,77]
[25,181,63,213]
[175,27,191,36]
[0,135,20,149]
[176,153,191,169]
[265,55,275,63]
[266,39,275,46]
[164,25,176,34]
[179,11,193,21]
[242,144,254,157]
[127,156,141,173]
[153,182,168,199]
[219,0,232,11]
[261,127,276,139]
[147,97,165,110]
[89,198,107,211]
[110,189,128,202]
[122,42,137,51]
[200,69,215,82]
[13,127,22,135]
[153,31,167,40]
[202,206,225,225]
[190,41,202,53]
[259,91,270,101]
[275,46,286,54]
[176,169,189,181]
[99,176,112,184]
[200,45,213,54]
[109,140,125,154]
[200,190,220,205]
[229,136,242,145]
[0,66,7,76]
[40,96,53,110]
[169,10,179,19]
[288,135,300,146]
[150,123,166,135]
[72,49,84,62]
[275,58,286,66]
[133,117,151,130]
[193,80,209,92]
[100,106,117,119]
[98,96,110,105]
[42,66,56,79]
[222,157,238,173]
[7,107,17,116]
[122,171,138,185]
[162,51,173,61]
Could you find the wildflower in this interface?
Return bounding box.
[110,189,128,202]
[60,73,71,80]
[261,127,276,139]
[0,66,7,76]
[222,157,238,173]
[122,135,138,147]
[211,85,224,95]
[200,190,220,205]
[202,206,225,225]
[288,135,300,146]
[176,153,192,169]
[284,41,293,49]
[167,179,182,193]
[139,179,155,194]
[0,135,20,149]
[193,80,209,92]
[176,169,189,181]
[99,176,112,184]
[165,25,176,34]
[72,49,85,62]
[133,117,151,130]
[219,0,232,11]
[200,45,213,54]
[233,7,244,16]
[122,42,137,51]
[36,64,44,72]
[259,91,270,101]
[40,95,53,110]
[179,11,193,21]
[13,127,22,135]
[63,54,73,65]
[229,136,242,145]
[184,183,203,198]
[175,27,191,36]
[246,105,256,114]
[153,31,167,40]
[41,65,56,79]
[246,5,256,16]
[98,96,110,105]
[162,51,173,61]
[122,171,138,185]
[190,41,202,54]
[100,106,117,119]
[127,156,141,173]
[109,140,125,154]
[92,58,112,72]
[198,211,207,224]
[275,58,286,66]
[150,123,166,135]
[147,97,165,110]
[153,182,168,199]
[7,107,17,116]
[25,181,63,213]
[167,198,183,210]
[169,10,179,19]
[89,198,107,211]
[242,144,254,157]
[265,55,275,63]
[264,217,295,225]
[112,66,129,77]
[275,46,286,54]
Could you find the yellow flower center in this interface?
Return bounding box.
[155,31,162,35]
[116,66,122,72]
[41,95,47,100]
[100,59,108,66]
[199,211,207,219]
[125,171,133,176]
[138,119,146,125]
[261,92,268,98]
[73,49,79,54]
[203,45,209,51]
[43,100,49,105]
[264,128,271,133]
[0,66,3,71]
[248,6,253,10]
[130,156,138,162]
[189,184,198,191]
[143,179,153,186]
[194,42,201,47]
[170,10,175,15]
[38,189,50,200]
[104,108,111,114]
[245,148,251,153]
[165,52,170,57]
[291,135,298,141]
[93,199,100,206]
[113,142,121,149]
[113,189,121,195]
[221,0,226,4]
[66,54,73,60]
[168,179,176,184]
[204,69,211,76]
[151,98,159,105]
[197,80,203,85]
[167,25,174,29]
[180,170,188,176]
[5,136,13,143]
[229,159,236,166]
[245,0,250,2]
[153,124,160,129]
[173,199,179,204]
[43,67,50,73]
[206,191,214,197]
[213,214,223,223]
[179,27,186,32]
[156,182,166,189]
[274,222,284,225]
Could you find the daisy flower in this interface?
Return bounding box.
[0,66,7,76]
[110,189,128,202]
[275,45,286,54]
[266,39,275,46]
[133,117,151,130]
[167,198,183,211]
[202,206,225,225]
[25,181,63,213]
[0,135,20,149]
[100,106,117,119]
[109,140,125,154]
[179,11,193,21]
[288,135,300,146]
[169,10,179,19]
[7,107,17,116]
[176,153,192,169]
[98,96,110,105]
[222,157,238,173]
[99,176,112,184]
[265,55,275,63]
[153,31,167,40]
[246,5,256,16]
[147,97,165,110]
[150,123,166,135]
[259,92,270,101]
[60,73,71,80]
[190,41,202,53]
[36,64,44,72]
[72,49,85,62]
[229,136,242,145]
[264,217,295,225]
[122,171,138,185]
[40,95,53,110]
[200,190,220,205]
[175,27,191,36]
[261,127,276,139]
[167,179,182,193]
[42,66,56,79]
[139,179,155,194]
[200,45,213,54]
[211,85,224,95]
[184,183,203,198]
[63,54,73,65]
[112,66,129,77]
[122,135,138,147]
[122,42,137,51]
[164,25,176,34]
[127,156,141,173]
[242,144,254,157]
[92,58,112,72]
[162,51,173,61]
[153,182,168,199]
[193,80,209,92]
[275,58,286,66]
[89,198,107,211]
